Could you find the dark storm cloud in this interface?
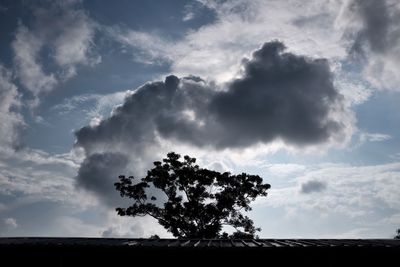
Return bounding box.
[210,41,342,147]
[300,180,327,194]
[76,152,129,206]
[75,41,349,203]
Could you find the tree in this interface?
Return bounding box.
[395,229,400,239]
[149,234,160,239]
[114,152,271,239]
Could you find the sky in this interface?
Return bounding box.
[0,0,400,238]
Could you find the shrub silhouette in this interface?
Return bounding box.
[115,152,271,238]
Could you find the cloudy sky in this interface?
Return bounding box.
[1,0,400,238]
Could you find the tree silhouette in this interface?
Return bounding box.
[149,234,160,239]
[395,228,400,239]
[115,152,271,239]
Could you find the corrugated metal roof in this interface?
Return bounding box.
[0,237,399,248]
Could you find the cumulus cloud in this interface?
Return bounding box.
[210,42,351,147]
[337,0,400,90]
[74,41,353,204]
[12,1,100,98]
[300,180,327,194]
[0,64,25,150]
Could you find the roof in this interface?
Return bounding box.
[1,238,399,266]
[0,237,399,248]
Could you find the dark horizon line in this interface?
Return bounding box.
[1,236,399,247]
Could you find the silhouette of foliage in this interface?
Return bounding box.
[115,152,271,238]
[395,229,400,239]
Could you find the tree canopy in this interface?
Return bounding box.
[114,152,271,239]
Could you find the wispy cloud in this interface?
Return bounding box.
[51,91,128,119]
[351,131,393,148]
[12,1,100,102]
[337,0,400,91]
[111,0,347,83]
[0,218,18,236]
[360,132,392,142]
[0,64,25,150]
[0,147,92,208]
[106,26,174,65]
[12,24,58,97]
[0,3,8,12]
[257,162,400,233]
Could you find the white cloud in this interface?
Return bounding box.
[182,1,210,22]
[107,26,174,65]
[0,148,95,208]
[363,52,400,91]
[381,213,400,225]
[351,131,393,149]
[12,1,99,98]
[390,153,400,161]
[53,216,103,237]
[247,161,400,238]
[0,217,18,236]
[333,65,373,106]
[360,132,392,142]
[0,62,97,230]
[320,227,374,238]
[336,0,400,91]
[255,161,400,237]
[101,212,171,238]
[182,11,195,22]
[12,24,58,96]
[264,163,307,177]
[51,90,128,120]
[4,218,18,230]
[0,64,25,149]
[113,0,347,84]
